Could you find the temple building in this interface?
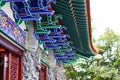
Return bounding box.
[0,0,98,80]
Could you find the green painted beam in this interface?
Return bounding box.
[73,11,85,15]
[73,7,86,11]
[72,3,85,7]
[54,52,64,55]
[59,48,71,52]
[55,6,71,13]
[75,16,86,19]
[34,29,51,34]
[56,0,69,4]
[72,1,84,4]
[71,0,84,2]
[56,2,70,7]
[41,24,61,29]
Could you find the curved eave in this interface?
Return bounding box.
[52,0,98,59]
[85,0,98,54]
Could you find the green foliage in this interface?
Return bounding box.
[65,28,120,80]
[64,65,78,80]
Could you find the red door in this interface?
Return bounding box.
[40,63,47,80]
[7,53,20,80]
[0,46,22,80]
[0,34,23,80]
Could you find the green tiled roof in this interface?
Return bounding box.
[53,0,96,58]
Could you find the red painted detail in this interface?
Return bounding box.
[31,7,40,10]
[48,5,53,10]
[40,63,47,80]
[56,20,60,25]
[19,13,27,16]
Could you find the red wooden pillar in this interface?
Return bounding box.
[0,52,4,80]
[40,63,47,80]
[3,54,7,80]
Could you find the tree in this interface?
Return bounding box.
[64,65,78,80]
[64,28,120,80]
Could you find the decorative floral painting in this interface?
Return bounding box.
[0,10,26,47]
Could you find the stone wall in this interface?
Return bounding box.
[22,22,41,80]
[48,50,56,80]
[48,50,66,80]
[22,22,66,80]
[48,64,66,80]
[23,49,41,80]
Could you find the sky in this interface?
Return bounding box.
[90,0,120,39]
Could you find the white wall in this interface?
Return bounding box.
[2,2,15,22]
